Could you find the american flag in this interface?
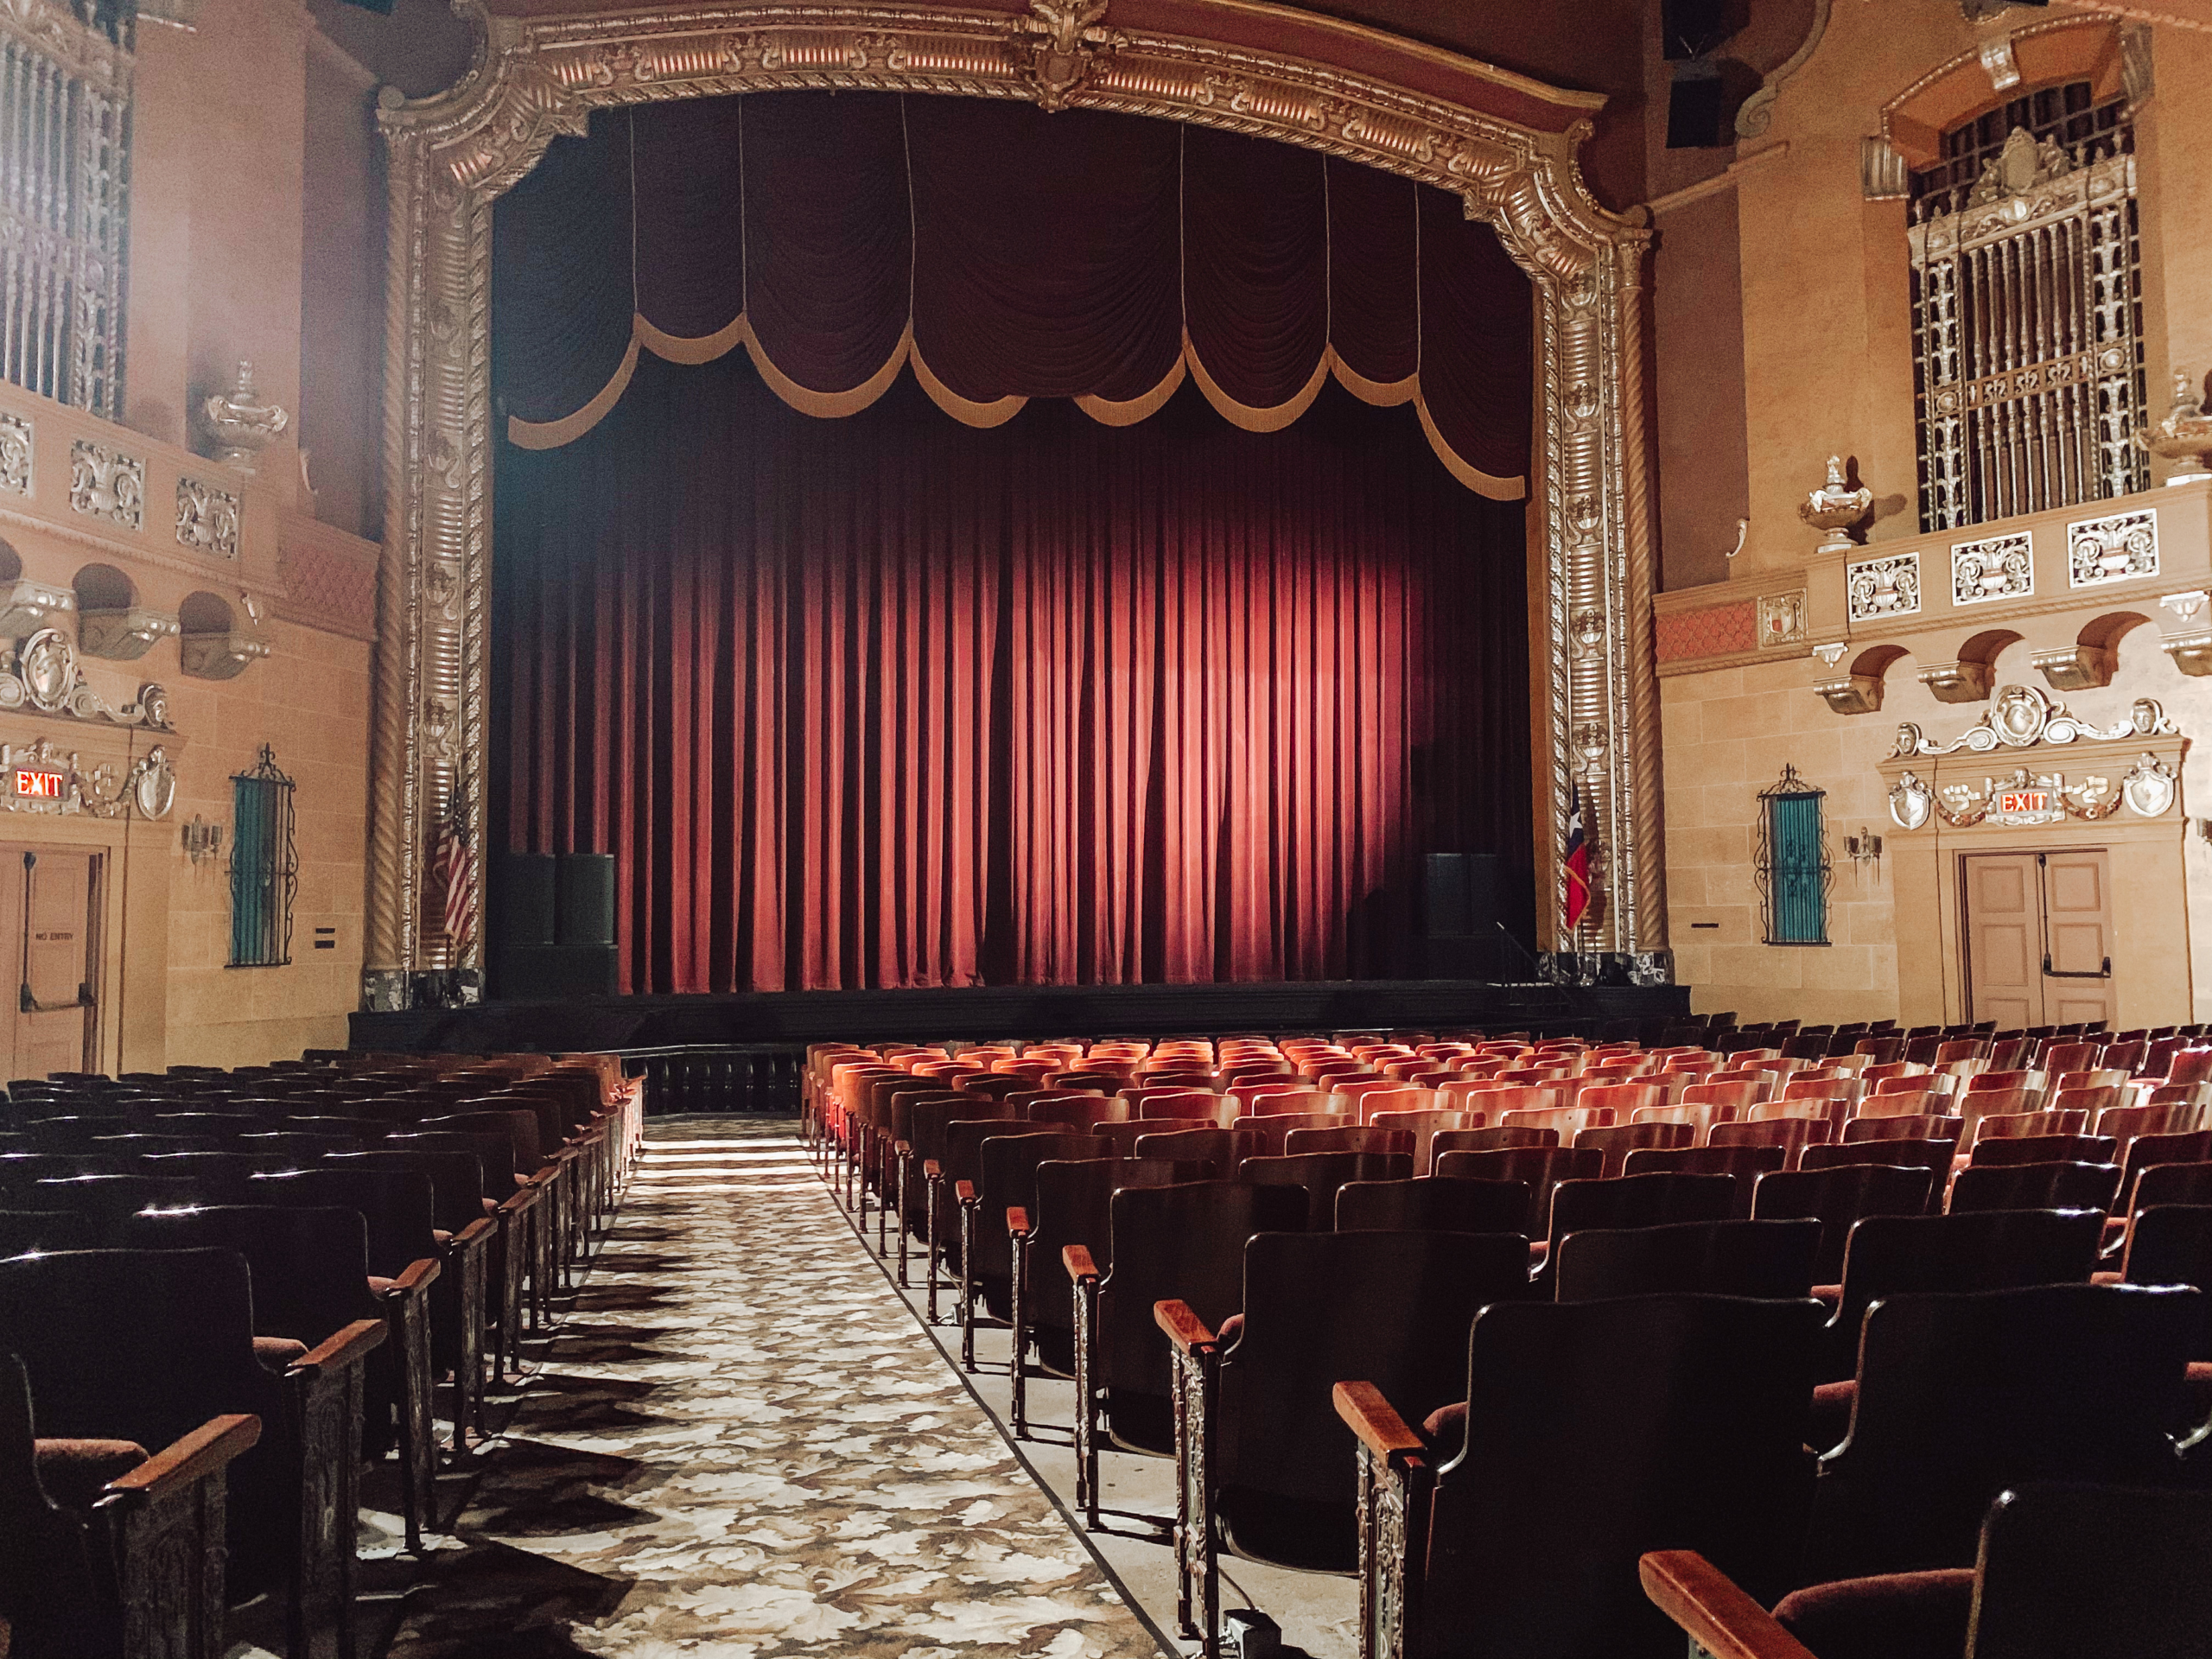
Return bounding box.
[1561,783,1590,934]
[437,797,476,957]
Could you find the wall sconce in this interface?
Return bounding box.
[182,816,222,864]
[1846,826,1884,868]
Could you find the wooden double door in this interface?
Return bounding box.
[1961,849,2113,1030]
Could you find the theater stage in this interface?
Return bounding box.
[349,978,1691,1112]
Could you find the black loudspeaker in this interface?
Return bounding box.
[1666,60,1729,149]
[1423,853,1499,979]
[490,853,556,948]
[491,944,619,1000]
[1424,853,1498,938]
[555,853,617,946]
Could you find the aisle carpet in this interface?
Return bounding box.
[377,1118,1164,1657]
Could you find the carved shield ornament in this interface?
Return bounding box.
[1991,684,2049,746]
[1889,772,1934,831]
[2121,753,2177,818]
[19,630,77,714]
[134,748,177,820]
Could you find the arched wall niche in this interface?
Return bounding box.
[1880,13,2125,167]
[365,0,1664,1006]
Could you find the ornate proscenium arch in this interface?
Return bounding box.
[365,0,1669,1008]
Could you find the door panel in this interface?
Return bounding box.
[2041,849,2113,1029]
[8,850,96,1080]
[1966,854,2042,1028]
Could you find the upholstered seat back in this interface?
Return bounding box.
[1807,1283,2195,1582]
[1553,1217,1820,1302]
[1421,1294,1825,1659]
[1334,1175,1528,1235]
[1217,1230,1529,1571]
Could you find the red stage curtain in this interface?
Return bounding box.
[490,92,1533,495]
[492,353,1533,994]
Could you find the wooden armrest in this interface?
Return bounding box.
[102,1414,261,1499]
[1638,1551,1818,1659]
[924,1159,942,1180]
[894,1139,912,1157]
[956,1180,977,1205]
[1007,1206,1030,1236]
[380,1255,442,1298]
[291,1318,387,1376]
[452,1217,497,1249]
[1332,1381,1425,1463]
[1064,1244,1099,1284]
[1154,1298,1216,1352]
[499,1186,539,1215]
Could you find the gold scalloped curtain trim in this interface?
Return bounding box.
[909,346,1029,429]
[1184,332,1332,435]
[506,335,642,450]
[511,313,1525,499]
[1331,350,1418,409]
[1415,394,1526,502]
[1073,354,1187,427]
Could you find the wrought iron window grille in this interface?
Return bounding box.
[1756,764,1832,946]
[1908,81,2145,533]
[228,743,296,968]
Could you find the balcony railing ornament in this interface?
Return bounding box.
[197,360,289,475]
[1799,455,1873,553]
[2138,368,2212,486]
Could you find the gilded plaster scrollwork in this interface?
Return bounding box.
[175,475,241,558]
[0,412,29,497]
[371,0,1658,994]
[1890,684,2177,758]
[68,439,142,530]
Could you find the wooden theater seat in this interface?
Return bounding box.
[1005,1154,1196,1436]
[0,1347,260,1659]
[1336,1294,1823,1659]
[1332,1175,1529,1235]
[0,1249,384,1659]
[1802,1285,2194,1583]
[1751,1163,1936,1288]
[1064,1180,1306,1524]
[1551,1217,1820,1302]
[1159,1230,1530,1649]
[1641,1485,2212,1659]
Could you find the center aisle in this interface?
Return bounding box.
[385,1117,1165,1657]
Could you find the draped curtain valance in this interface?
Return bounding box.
[491,91,1535,498]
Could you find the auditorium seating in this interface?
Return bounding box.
[0,1045,640,1656]
[804,1027,2212,1659]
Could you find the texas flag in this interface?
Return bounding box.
[1562,784,1591,933]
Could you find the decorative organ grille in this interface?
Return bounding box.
[1908,85,2144,533]
[0,0,130,421]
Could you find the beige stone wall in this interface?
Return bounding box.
[0,0,383,1070]
[1663,623,2209,1028]
[160,618,371,1068]
[1650,5,2212,1024]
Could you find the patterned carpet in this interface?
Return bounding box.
[363,1118,1166,1659]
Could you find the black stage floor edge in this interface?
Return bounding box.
[351,978,1688,1053]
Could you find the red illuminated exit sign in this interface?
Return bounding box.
[1999,790,2050,815]
[13,770,65,799]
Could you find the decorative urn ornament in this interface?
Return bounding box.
[1798,455,1874,553]
[198,360,289,474]
[2139,369,2212,486]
